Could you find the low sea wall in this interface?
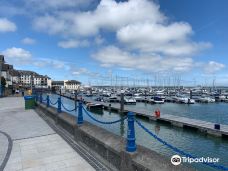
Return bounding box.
[35,102,191,171]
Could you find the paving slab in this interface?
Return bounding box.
[0,97,55,140]
[4,134,95,171]
[0,97,95,171]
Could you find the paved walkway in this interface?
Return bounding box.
[0,97,95,171]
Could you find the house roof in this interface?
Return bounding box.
[9,69,20,76]
[17,70,50,79]
[65,80,81,85]
[52,81,64,85]
[17,70,39,76]
[1,64,10,71]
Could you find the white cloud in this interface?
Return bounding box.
[25,0,95,11]
[32,0,212,71]
[0,18,17,32]
[71,67,100,77]
[32,58,70,70]
[2,47,32,65]
[58,39,90,48]
[204,61,225,74]
[3,47,31,59]
[92,46,194,72]
[117,22,211,56]
[21,37,36,45]
[33,0,165,37]
[2,47,71,70]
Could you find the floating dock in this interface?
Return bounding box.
[59,94,228,138]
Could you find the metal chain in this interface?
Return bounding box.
[82,106,127,125]
[49,99,58,105]
[135,119,228,171]
[61,102,76,112]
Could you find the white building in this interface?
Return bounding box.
[51,80,81,92]
[64,80,81,91]
[18,70,51,88]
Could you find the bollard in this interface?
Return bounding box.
[126,112,136,152]
[39,94,42,103]
[77,101,83,124]
[46,95,50,107]
[57,97,61,113]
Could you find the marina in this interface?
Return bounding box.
[46,93,228,171]
[1,0,228,170]
[57,92,228,138]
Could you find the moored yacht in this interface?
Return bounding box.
[124,97,136,105]
[149,96,165,104]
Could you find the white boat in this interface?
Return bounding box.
[134,93,143,101]
[124,97,136,105]
[107,96,119,102]
[198,96,215,103]
[86,103,103,110]
[149,96,165,104]
[179,97,195,104]
[101,91,111,97]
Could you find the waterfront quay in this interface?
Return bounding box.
[0,96,192,171]
[61,94,228,138]
[0,97,96,171]
[45,93,228,171]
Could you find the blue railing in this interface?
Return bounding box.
[36,93,228,171]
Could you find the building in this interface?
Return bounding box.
[52,81,64,90]
[1,63,13,88]
[18,70,51,88]
[9,69,20,84]
[51,80,81,92]
[64,80,81,91]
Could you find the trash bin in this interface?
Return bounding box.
[24,96,35,110]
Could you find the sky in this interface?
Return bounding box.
[0,0,228,86]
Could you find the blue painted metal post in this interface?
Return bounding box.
[39,94,42,103]
[77,101,83,124]
[57,97,61,113]
[36,93,39,102]
[74,90,77,112]
[46,95,50,107]
[0,85,2,97]
[126,112,136,152]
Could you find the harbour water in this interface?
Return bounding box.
[48,94,228,171]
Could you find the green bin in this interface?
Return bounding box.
[24,96,35,109]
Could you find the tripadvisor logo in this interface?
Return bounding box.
[171,155,182,166]
[171,155,220,166]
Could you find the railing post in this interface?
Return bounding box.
[46,95,50,107]
[74,90,77,112]
[36,93,39,102]
[126,112,136,152]
[57,97,61,113]
[39,94,42,103]
[77,101,83,124]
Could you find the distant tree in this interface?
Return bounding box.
[1,76,6,87]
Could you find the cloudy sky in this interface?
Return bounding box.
[0,0,228,86]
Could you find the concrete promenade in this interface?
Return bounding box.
[0,97,95,171]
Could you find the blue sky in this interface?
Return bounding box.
[0,0,227,86]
